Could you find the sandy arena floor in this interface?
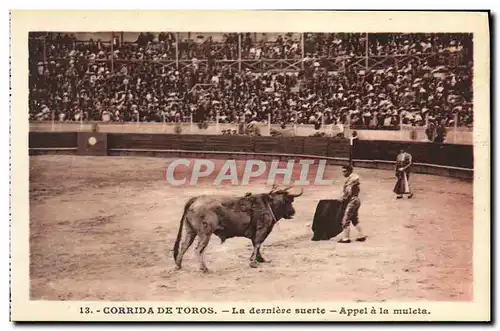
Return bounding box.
[29,155,473,302]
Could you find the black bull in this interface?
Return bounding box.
[172,187,303,272]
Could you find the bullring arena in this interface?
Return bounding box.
[29,150,473,302]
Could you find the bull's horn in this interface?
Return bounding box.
[269,184,279,193]
[289,188,304,197]
[283,186,293,191]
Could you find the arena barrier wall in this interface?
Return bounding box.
[28,132,473,180]
[29,121,473,145]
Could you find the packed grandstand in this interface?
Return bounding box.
[28,32,473,131]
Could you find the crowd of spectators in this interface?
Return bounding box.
[28,32,473,130]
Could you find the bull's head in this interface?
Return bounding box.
[267,186,304,220]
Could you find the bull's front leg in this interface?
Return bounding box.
[249,244,270,266]
[248,213,274,268]
[256,247,267,263]
[249,242,261,268]
[249,229,272,268]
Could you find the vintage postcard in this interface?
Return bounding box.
[10,10,490,322]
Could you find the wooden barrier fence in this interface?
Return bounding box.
[28,132,473,180]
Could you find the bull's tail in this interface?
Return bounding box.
[173,197,197,261]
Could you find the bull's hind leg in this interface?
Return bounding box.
[195,234,212,273]
[175,223,196,270]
